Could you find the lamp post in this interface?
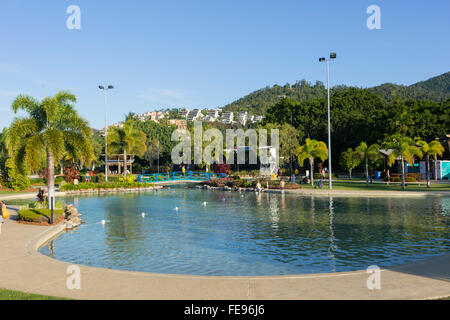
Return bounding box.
[99,85,114,182]
[319,52,336,189]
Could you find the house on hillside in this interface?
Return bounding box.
[178,108,189,119]
[238,111,248,126]
[186,109,202,121]
[221,112,234,124]
[203,109,220,122]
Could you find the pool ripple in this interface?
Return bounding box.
[39,189,450,276]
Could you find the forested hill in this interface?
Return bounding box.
[368,71,450,102]
[222,72,450,115]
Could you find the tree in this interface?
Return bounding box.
[6,91,94,203]
[418,140,445,182]
[108,120,146,176]
[339,148,361,179]
[144,136,160,169]
[355,142,381,186]
[279,123,299,174]
[383,135,422,190]
[296,138,328,186]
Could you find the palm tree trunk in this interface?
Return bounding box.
[401,156,405,191]
[310,158,314,186]
[365,159,369,187]
[123,150,127,177]
[434,155,437,181]
[47,150,55,209]
[426,154,430,188]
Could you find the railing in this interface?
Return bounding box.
[137,171,227,183]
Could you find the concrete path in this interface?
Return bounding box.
[0,206,449,300]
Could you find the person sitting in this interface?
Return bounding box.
[255,181,262,192]
[37,188,47,202]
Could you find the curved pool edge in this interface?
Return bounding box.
[0,205,447,300]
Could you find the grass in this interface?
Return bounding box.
[299,180,450,192]
[0,288,67,300]
[0,189,37,195]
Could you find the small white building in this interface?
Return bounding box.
[238,111,248,126]
[187,109,202,121]
[178,108,189,119]
[221,112,234,124]
[203,109,220,122]
[420,160,450,180]
[137,111,167,122]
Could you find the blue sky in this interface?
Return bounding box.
[0,0,449,129]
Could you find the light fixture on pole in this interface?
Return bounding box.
[99,85,114,182]
[319,52,336,189]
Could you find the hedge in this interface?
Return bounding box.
[59,181,154,191]
[18,208,64,224]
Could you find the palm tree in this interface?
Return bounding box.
[419,140,445,182]
[6,91,94,205]
[355,142,381,187]
[296,138,328,186]
[384,135,422,191]
[415,139,432,187]
[108,120,146,177]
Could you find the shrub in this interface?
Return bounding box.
[118,174,137,183]
[30,178,45,185]
[59,181,153,191]
[22,200,63,210]
[64,166,80,183]
[18,208,64,224]
[94,173,105,183]
[55,176,65,184]
[2,159,31,191]
[313,173,337,180]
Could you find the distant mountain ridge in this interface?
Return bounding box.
[222,71,450,115]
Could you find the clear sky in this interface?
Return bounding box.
[0,0,449,129]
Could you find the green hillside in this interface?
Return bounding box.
[369,72,450,102]
[222,72,450,115]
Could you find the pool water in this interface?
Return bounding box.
[39,187,450,276]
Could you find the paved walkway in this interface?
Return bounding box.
[0,206,449,300]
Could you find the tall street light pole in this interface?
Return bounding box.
[319,53,336,189]
[99,85,114,182]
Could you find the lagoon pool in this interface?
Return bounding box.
[39,187,450,276]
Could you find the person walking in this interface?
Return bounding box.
[280,179,285,190]
[0,200,8,235]
[0,208,3,235]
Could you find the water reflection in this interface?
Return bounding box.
[40,189,450,276]
[328,197,337,272]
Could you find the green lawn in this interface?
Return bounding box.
[0,190,36,195]
[299,181,450,192]
[0,288,67,300]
